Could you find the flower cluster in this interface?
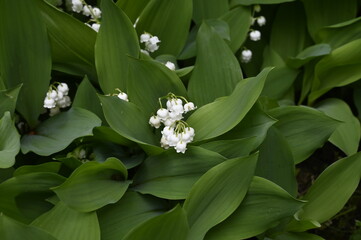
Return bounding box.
[241,5,267,63]
[140,32,161,54]
[43,83,71,116]
[66,0,102,32]
[149,93,196,153]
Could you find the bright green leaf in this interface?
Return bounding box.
[0,85,21,118]
[187,68,272,141]
[52,158,130,212]
[116,0,150,22]
[14,162,61,176]
[288,44,331,68]
[0,112,20,169]
[184,153,258,240]
[21,107,101,156]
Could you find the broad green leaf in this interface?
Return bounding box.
[192,0,228,24]
[21,107,101,156]
[36,0,97,80]
[270,2,308,61]
[200,137,259,159]
[297,151,361,223]
[52,158,130,212]
[298,60,316,104]
[188,22,242,106]
[256,126,297,196]
[98,191,168,240]
[272,232,325,240]
[0,214,56,240]
[136,0,192,56]
[95,0,139,93]
[32,201,100,240]
[0,85,21,117]
[302,0,357,41]
[123,205,189,240]
[261,67,299,100]
[0,0,51,127]
[0,112,20,169]
[132,147,226,199]
[309,39,361,103]
[205,19,231,41]
[99,95,159,147]
[126,58,187,114]
[230,0,295,6]
[187,68,272,141]
[0,172,65,223]
[205,177,303,240]
[268,106,340,163]
[288,44,331,68]
[317,17,361,49]
[73,76,105,123]
[220,6,252,52]
[93,126,134,147]
[316,98,360,156]
[14,162,61,176]
[0,168,14,184]
[184,153,258,240]
[116,0,150,22]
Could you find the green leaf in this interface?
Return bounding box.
[0,214,57,240]
[0,172,65,223]
[297,151,361,223]
[268,106,340,163]
[184,153,258,240]
[123,205,189,240]
[317,17,361,49]
[192,0,228,24]
[187,68,272,141]
[256,126,297,196]
[309,39,361,103]
[36,0,97,80]
[288,44,331,68]
[0,85,21,117]
[21,107,101,156]
[205,177,303,240]
[230,0,295,6]
[272,232,325,240]
[270,2,308,61]
[116,0,150,22]
[316,98,360,156]
[220,6,252,52]
[31,201,100,240]
[136,0,192,56]
[99,95,160,147]
[261,66,299,100]
[0,112,20,169]
[126,58,187,114]
[14,162,61,176]
[93,126,134,147]
[98,191,168,240]
[132,146,226,199]
[188,22,243,106]
[95,0,140,93]
[0,0,51,127]
[73,76,105,123]
[52,158,130,212]
[200,137,259,159]
[302,0,357,41]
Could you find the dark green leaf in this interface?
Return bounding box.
[14,162,61,176]
[0,112,20,169]
[272,232,325,240]
[0,85,21,117]
[52,158,130,212]
[95,0,140,93]
[288,44,331,68]
[116,0,150,22]
[21,107,101,156]
[132,146,226,199]
[184,153,258,240]
[0,0,51,127]
[193,0,228,24]
[123,205,189,240]
[230,0,295,6]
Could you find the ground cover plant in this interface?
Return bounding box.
[0,0,361,239]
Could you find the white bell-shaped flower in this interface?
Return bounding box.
[157,108,168,120]
[57,83,69,95]
[249,30,261,41]
[257,16,266,26]
[165,61,176,71]
[92,7,102,19]
[149,116,161,129]
[44,97,56,109]
[49,106,60,116]
[140,33,151,43]
[71,0,83,13]
[241,49,252,63]
[175,141,187,154]
[91,23,101,32]
[82,5,91,16]
[117,92,129,101]
[184,102,196,113]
